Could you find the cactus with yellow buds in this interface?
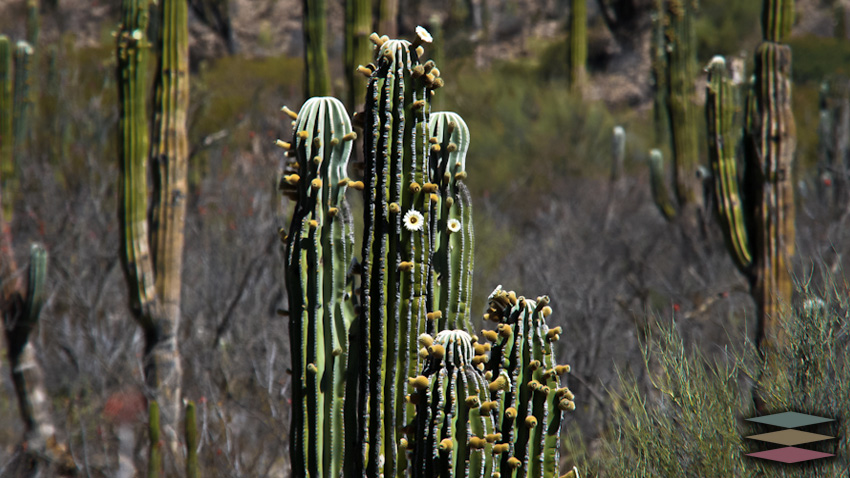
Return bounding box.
[408,330,496,477]
[281,30,577,478]
[281,96,357,478]
[480,287,574,478]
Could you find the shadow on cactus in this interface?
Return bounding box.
[278,29,579,478]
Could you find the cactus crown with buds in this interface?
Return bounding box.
[280,29,577,478]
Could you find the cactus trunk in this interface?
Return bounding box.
[705,0,796,362]
[568,0,587,91]
[281,30,577,478]
[117,0,189,471]
[664,0,701,215]
[304,0,331,97]
[344,0,372,110]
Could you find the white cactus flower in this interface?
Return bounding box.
[403,210,425,232]
[447,218,461,233]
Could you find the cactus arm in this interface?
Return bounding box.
[117,0,157,327]
[650,1,669,147]
[0,36,12,219]
[762,0,794,43]
[12,41,33,157]
[649,149,677,220]
[749,0,796,351]
[344,0,372,109]
[569,0,587,90]
[148,401,162,478]
[706,57,753,273]
[664,0,702,212]
[283,97,355,478]
[430,112,473,332]
[185,400,199,478]
[27,0,40,47]
[484,289,573,478]
[304,0,331,96]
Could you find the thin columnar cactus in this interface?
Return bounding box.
[0,36,12,213]
[705,0,796,358]
[663,0,701,216]
[481,288,572,478]
[650,0,669,148]
[568,0,587,90]
[649,149,676,220]
[12,41,33,164]
[185,400,199,478]
[280,96,357,478]
[148,401,162,478]
[280,30,577,478]
[304,0,331,97]
[649,0,702,223]
[117,0,190,469]
[408,329,496,478]
[27,0,40,48]
[344,0,372,109]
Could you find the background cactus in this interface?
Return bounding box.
[281,29,576,478]
[649,0,702,226]
[568,0,587,91]
[344,0,372,109]
[704,0,796,361]
[117,0,190,470]
[303,0,331,97]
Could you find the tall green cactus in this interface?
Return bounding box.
[649,0,702,223]
[705,0,796,357]
[281,30,577,478]
[344,0,372,109]
[0,36,12,212]
[481,288,571,478]
[568,0,587,90]
[185,400,199,478]
[280,96,357,478]
[117,0,190,469]
[304,0,331,97]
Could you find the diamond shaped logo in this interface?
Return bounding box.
[746,412,834,428]
[745,412,837,464]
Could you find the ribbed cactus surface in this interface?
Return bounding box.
[704,0,796,357]
[281,30,576,478]
[281,96,357,478]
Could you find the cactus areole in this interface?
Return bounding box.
[280,30,577,478]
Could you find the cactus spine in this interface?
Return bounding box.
[117,0,190,468]
[281,30,577,478]
[705,0,796,357]
[568,0,587,90]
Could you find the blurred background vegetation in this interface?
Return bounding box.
[0,0,849,476]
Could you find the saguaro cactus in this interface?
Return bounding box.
[344,0,372,109]
[0,36,12,216]
[568,0,587,90]
[117,0,190,469]
[281,29,577,478]
[304,0,331,97]
[649,0,702,225]
[705,0,796,358]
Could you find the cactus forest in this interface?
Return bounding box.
[3,0,850,476]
